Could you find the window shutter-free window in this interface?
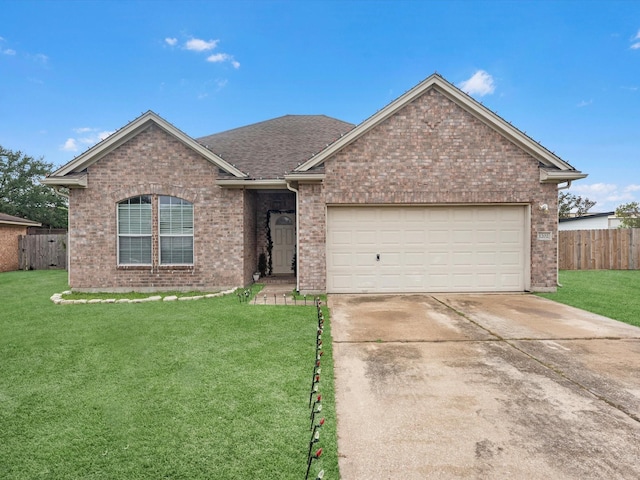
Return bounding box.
[118,195,152,264]
[159,196,194,264]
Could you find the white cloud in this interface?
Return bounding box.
[458,70,495,97]
[570,183,640,210]
[2,48,16,55]
[61,138,78,152]
[165,37,178,46]
[60,128,114,153]
[630,29,640,49]
[206,53,240,68]
[206,53,229,63]
[577,99,592,107]
[186,38,218,52]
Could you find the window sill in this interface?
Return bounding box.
[117,265,152,270]
[116,264,194,271]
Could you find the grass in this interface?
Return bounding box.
[0,271,338,479]
[537,270,640,328]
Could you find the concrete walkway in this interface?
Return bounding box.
[330,293,640,479]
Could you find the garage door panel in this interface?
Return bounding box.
[356,231,376,244]
[327,206,526,293]
[355,252,375,267]
[331,253,353,267]
[405,230,425,244]
[405,252,426,266]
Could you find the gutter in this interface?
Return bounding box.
[286,180,300,293]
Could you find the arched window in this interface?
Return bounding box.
[118,195,152,264]
[117,195,194,266]
[159,196,193,264]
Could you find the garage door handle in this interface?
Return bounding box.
[376,254,380,261]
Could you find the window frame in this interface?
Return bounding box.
[158,195,194,266]
[116,194,195,268]
[117,195,153,266]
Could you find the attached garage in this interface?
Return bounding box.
[326,205,529,293]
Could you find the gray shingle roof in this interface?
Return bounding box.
[197,115,355,179]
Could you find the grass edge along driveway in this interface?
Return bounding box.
[0,270,338,479]
[537,270,640,328]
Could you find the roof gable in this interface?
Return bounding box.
[295,74,586,183]
[45,111,247,185]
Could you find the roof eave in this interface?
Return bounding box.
[0,220,42,227]
[216,179,288,189]
[283,173,325,182]
[540,169,588,184]
[41,173,88,188]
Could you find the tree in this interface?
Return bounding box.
[0,146,68,228]
[558,192,596,219]
[615,202,640,228]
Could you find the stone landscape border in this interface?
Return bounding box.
[50,288,238,305]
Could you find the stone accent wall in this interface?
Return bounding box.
[298,88,559,292]
[69,124,245,292]
[0,225,27,272]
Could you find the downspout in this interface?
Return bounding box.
[556,181,572,287]
[286,180,300,293]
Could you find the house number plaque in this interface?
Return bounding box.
[537,232,552,241]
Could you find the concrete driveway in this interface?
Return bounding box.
[329,294,640,479]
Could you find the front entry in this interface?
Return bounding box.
[271,213,296,275]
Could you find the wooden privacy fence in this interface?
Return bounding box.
[559,229,640,270]
[18,234,68,270]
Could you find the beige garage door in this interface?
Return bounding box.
[326,205,527,293]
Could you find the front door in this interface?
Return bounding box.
[271,213,296,275]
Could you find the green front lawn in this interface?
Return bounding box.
[538,270,640,328]
[0,271,337,479]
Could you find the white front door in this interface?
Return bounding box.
[271,213,296,275]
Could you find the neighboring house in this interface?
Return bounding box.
[43,73,586,294]
[558,212,620,231]
[0,213,42,272]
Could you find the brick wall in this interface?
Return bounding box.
[298,183,325,292]
[69,124,246,292]
[243,190,257,283]
[298,88,559,292]
[0,225,27,272]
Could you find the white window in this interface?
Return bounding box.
[159,196,194,264]
[117,195,194,266]
[118,195,152,264]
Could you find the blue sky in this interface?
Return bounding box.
[1,0,639,211]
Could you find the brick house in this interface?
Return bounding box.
[43,73,586,293]
[0,213,41,272]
